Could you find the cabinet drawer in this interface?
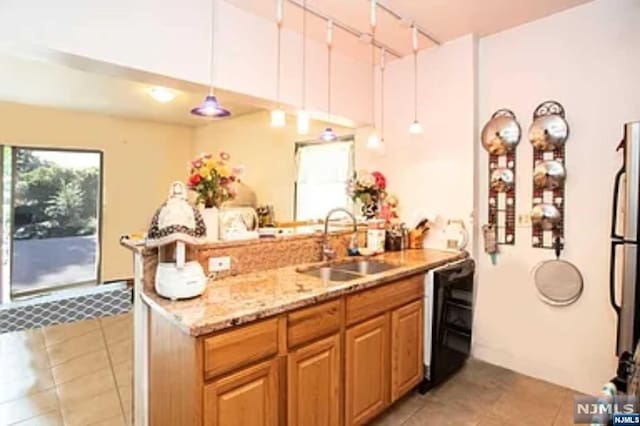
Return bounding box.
[346,275,423,326]
[288,300,341,348]
[204,318,279,379]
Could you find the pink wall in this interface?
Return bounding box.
[475,0,640,393]
[369,35,477,239]
[0,0,372,124]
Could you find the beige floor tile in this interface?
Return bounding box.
[51,350,111,385]
[0,368,55,405]
[88,414,127,426]
[42,319,100,347]
[107,339,132,365]
[56,369,116,406]
[553,392,581,426]
[117,385,132,414]
[488,379,569,426]
[99,313,131,329]
[403,398,480,426]
[101,318,132,346]
[0,388,58,425]
[112,360,132,389]
[59,390,122,426]
[46,330,105,366]
[0,329,45,358]
[370,391,429,425]
[10,410,63,426]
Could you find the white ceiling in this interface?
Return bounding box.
[225,0,593,60]
[0,53,262,127]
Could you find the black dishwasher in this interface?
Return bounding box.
[421,258,475,392]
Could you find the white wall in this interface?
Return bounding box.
[372,35,477,245]
[474,0,640,393]
[0,0,372,125]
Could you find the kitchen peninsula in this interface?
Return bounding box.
[122,230,465,426]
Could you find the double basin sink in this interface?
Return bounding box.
[297,259,400,282]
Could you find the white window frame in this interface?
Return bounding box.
[294,136,355,221]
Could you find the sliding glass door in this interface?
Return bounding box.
[6,147,103,297]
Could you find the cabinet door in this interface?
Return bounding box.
[204,358,279,426]
[287,334,341,426]
[391,300,424,401]
[345,314,389,425]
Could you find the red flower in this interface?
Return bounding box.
[371,171,387,190]
[188,174,202,187]
[220,152,230,161]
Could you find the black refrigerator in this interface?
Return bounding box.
[610,121,640,389]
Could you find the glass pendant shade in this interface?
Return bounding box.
[409,120,423,135]
[320,127,337,142]
[367,131,380,149]
[270,109,286,127]
[190,94,231,118]
[297,110,310,135]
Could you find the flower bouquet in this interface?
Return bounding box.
[187,152,242,208]
[187,152,243,241]
[347,170,387,220]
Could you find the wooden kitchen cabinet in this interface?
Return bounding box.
[203,358,279,426]
[287,333,341,426]
[148,274,426,426]
[345,313,390,425]
[391,300,424,402]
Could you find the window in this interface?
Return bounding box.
[5,147,102,297]
[295,138,354,221]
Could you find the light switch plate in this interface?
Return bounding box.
[209,256,231,272]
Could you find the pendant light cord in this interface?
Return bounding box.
[327,21,332,121]
[413,50,418,121]
[371,28,376,129]
[209,0,216,95]
[381,48,385,141]
[276,22,282,107]
[301,0,307,110]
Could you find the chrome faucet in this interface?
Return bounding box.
[322,208,358,261]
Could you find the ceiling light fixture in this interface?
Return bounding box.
[191,0,231,118]
[319,20,337,142]
[296,0,310,135]
[366,0,380,150]
[408,25,423,135]
[149,87,177,103]
[270,0,286,127]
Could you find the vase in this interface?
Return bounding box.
[360,201,379,221]
[200,206,219,242]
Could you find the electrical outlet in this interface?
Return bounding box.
[517,213,532,227]
[209,256,231,272]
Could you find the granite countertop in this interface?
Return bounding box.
[141,249,468,337]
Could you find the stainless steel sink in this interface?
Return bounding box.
[334,260,398,275]
[297,260,400,283]
[297,266,362,282]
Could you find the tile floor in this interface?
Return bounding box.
[372,358,581,426]
[0,314,581,426]
[0,313,132,426]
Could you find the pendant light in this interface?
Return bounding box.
[366,0,380,149]
[408,25,423,134]
[191,0,231,118]
[296,0,310,135]
[270,0,286,127]
[319,20,337,142]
